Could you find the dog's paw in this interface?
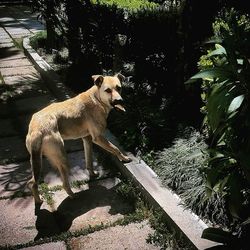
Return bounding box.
[34,197,43,205]
[89,170,99,179]
[68,193,76,199]
[121,156,132,163]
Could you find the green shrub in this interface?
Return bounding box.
[30,31,47,50]
[187,8,250,248]
[91,0,157,10]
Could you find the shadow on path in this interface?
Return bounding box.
[34,184,133,240]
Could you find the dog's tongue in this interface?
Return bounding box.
[114,104,126,112]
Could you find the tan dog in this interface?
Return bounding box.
[26,74,131,204]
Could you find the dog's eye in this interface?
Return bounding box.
[116,86,121,92]
[105,88,112,94]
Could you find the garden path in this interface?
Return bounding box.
[0,4,158,249]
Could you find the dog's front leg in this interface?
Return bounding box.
[83,136,98,178]
[93,135,131,163]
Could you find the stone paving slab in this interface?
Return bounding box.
[0,135,28,162]
[0,150,111,198]
[0,47,26,61]
[69,220,159,250]
[19,20,44,33]
[41,150,107,187]
[3,21,22,27]
[11,32,31,39]
[1,79,49,102]
[0,58,32,68]
[40,177,132,233]
[0,42,14,48]
[0,33,11,39]
[0,177,132,247]
[0,160,31,197]
[0,118,19,137]
[0,17,16,23]
[0,26,11,35]
[0,65,38,77]
[0,196,37,246]
[21,242,67,250]
[5,26,30,33]
[0,38,12,44]
[11,94,56,114]
[0,93,54,116]
[3,74,42,85]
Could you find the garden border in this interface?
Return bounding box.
[23,36,220,250]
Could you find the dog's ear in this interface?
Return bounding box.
[115,73,125,83]
[92,75,104,88]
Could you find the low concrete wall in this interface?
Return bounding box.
[23,36,220,250]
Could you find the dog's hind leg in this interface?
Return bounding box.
[42,133,74,198]
[28,154,43,204]
[82,136,98,179]
[26,132,43,204]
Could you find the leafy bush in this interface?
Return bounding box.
[91,0,157,10]
[30,31,47,50]
[188,8,250,248]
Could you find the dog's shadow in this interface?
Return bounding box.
[34,183,132,240]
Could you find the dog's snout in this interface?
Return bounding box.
[112,98,124,106]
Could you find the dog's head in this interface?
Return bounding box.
[92,73,126,112]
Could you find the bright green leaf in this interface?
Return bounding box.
[227,94,244,114]
[207,44,226,57]
[190,68,232,81]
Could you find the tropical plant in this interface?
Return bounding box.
[187,8,250,249]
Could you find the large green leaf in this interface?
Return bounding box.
[227,94,245,114]
[202,227,233,244]
[207,82,236,131]
[189,66,234,82]
[207,44,227,57]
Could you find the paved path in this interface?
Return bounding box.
[0,4,158,250]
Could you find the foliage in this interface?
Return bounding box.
[32,0,67,51]
[154,127,229,226]
[187,8,250,248]
[116,177,195,249]
[147,209,195,250]
[30,31,47,50]
[116,179,153,222]
[91,0,157,10]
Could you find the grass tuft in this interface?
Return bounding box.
[154,127,229,227]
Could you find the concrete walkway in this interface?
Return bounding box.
[0,5,158,249]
